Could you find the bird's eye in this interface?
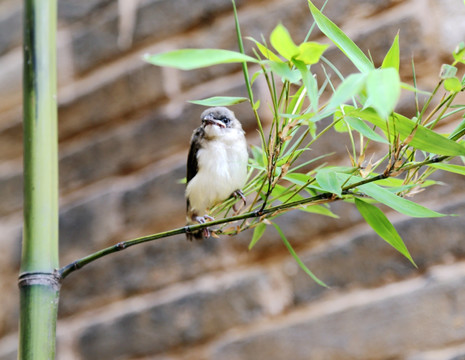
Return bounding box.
[219,116,230,124]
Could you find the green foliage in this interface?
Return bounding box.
[381,32,400,71]
[144,0,465,284]
[188,96,248,106]
[355,198,416,266]
[143,49,257,70]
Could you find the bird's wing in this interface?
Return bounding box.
[187,127,204,183]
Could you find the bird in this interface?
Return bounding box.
[185,107,248,240]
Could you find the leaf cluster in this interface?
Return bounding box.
[144,1,465,284]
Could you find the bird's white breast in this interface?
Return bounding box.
[186,128,248,214]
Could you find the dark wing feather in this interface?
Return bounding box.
[187,127,204,183]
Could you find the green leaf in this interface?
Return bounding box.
[355,198,416,266]
[453,42,465,64]
[143,49,257,70]
[439,64,458,79]
[308,1,374,73]
[325,73,367,114]
[345,107,465,156]
[293,59,319,112]
[247,37,283,62]
[334,117,349,133]
[270,24,300,60]
[268,61,302,83]
[188,96,248,106]
[249,223,267,250]
[450,118,465,140]
[250,145,267,168]
[271,184,304,203]
[365,68,401,119]
[353,178,445,218]
[429,163,465,176]
[381,32,400,71]
[444,77,462,93]
[400,82,432,96]
[299,204,339,218]
[273,223,327,287]
[345,116,389,144]
[284,172,313,186]
[277,149,307,167]
[295,42,329,65]
[376,177,436,189]
[316,169,343,196]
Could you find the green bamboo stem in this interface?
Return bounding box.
[19,0,60,358]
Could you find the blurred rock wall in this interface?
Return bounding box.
[0,0,465,359]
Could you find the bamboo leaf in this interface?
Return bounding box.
[293,59,319,111]
[325,73,367,114]
[365,68,401,119]
[247,37,283,62]
[270,24,300,60]
[429,163,465,176]
[299,204,339,218]
[345,116,389,144]
[250,145,267,168]
[453,42,465,64]
[400,82,432,96]
[249,223,267,249]
[355,198,416,267]
[284,172,313,186]
[189,96,248,106]
[353,178,445,218]
[143,49,258,70]
[381,32,400,71]
[286,84,306,114]
[450,118,465,140]
[295,42,329,65]
[316,169,343,196]
[273,223,327,287]
[308,1,374,73]
[345,107,465,156]
[268,61,302,83]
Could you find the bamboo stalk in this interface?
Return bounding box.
[19,0,60,358]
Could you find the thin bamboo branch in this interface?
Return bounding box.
[58,153,451,280]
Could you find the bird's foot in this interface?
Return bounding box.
[232,190,246,213]
[194,215,214,238]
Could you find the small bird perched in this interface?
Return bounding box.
[185,107,248,240]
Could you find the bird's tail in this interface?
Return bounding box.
[185,225,204,241]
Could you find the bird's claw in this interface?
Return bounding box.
[232,190,246,213]
[194,215,214,238]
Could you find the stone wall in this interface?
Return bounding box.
[0,0,465,359]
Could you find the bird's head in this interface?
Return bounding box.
[200,107,243,136]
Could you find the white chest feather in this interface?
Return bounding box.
[186,129,248,214]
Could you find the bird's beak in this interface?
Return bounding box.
[202,114,226,128]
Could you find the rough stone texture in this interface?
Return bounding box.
[76,270,285,359]
[58,0,113,22]
[71,0,258,74]
[0,172,22,216]
[0,7,21,56]
[58,62,166,140]
[429,0,465,54]
[0,116,22,161]
[210,265,465,360]
[1,0,465,359]
[288,198,465,304]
